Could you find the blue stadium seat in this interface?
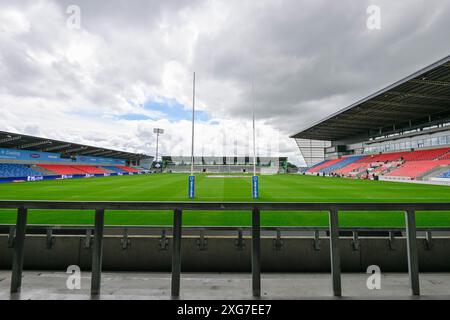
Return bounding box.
[0,163,41,178]
[307,160,328,170]
[439,170,450,178]
[320,156,365,174]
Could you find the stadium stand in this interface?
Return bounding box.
[73,165,109,174]
[334,162,364,175]
[306,158,342,173]
[355,152,407,163]
[320,156,364,174]
[37,164,87,175]
[0,164,41,178]
[100,166,127,173]
[386,160,450,179]
[305,159,328,171]
[0,131,151,183]
[31,165,55,176]
[116,165,139,173]
[305,148,450,180]
[317,148,450,180]
[401,148,450,161]
[292,55,450,185]
[440,151,450,160]
[38,165,138,175]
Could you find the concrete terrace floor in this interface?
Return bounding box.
[0,271,449,300]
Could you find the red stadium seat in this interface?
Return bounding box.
[72,165,109,174]
[355,152,408,163]
[306,159,342,173]
[386,160,450,179]
[335,163,364,175]
[401,148,450,161]
[37,165,109,175]
[441,152,450,160]
[38,164,86,175]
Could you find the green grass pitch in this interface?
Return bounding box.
[0,173,449,227]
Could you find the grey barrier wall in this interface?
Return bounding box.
[1,235,450,272]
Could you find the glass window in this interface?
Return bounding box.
[405,141,411,149]
[417,140,424,148]
[438,136,446,145]
[431,137,439,146]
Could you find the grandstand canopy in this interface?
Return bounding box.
[0,131,151,161]
[290,55,450,141]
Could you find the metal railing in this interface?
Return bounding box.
[2,200,450,298]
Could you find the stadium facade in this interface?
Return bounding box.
[162,155,288,173]
[291,55,450,183]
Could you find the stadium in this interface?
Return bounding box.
[1,56,450,227]
[2,0,450,303]
[0,55,450,301]
[291,55,450,184]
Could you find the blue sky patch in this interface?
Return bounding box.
[119,113,153,121]
[143,98,211,122]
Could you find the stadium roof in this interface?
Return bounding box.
[0,131,151,161]
[290,54,450,141]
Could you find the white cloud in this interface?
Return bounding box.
[1,0,450,166]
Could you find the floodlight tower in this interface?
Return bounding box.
[153,128,164,164]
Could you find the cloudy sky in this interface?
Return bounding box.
[1,0,449,165]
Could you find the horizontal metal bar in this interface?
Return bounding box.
[0,224,448,233]
[0,200,449,211]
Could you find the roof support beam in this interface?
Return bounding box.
[78,149,106,155]
[409,79,450,87]
[317,123,373,130]
[388,91,450,102]
[18,140,52,149]
[64,146,89,153]
[333,115,400,124]
[0,136,21,144]
[90,150,117,157]
[43,144,72,152]
[365,100,448,111]
[306,128,360,136]
[101,152,123,157]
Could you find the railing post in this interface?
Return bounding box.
[329,209,341,297]
[171,209,182,297]
[10,207,28,294]
[252,207,261,297]
[405,209,420,296]
[91,209,104,296]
